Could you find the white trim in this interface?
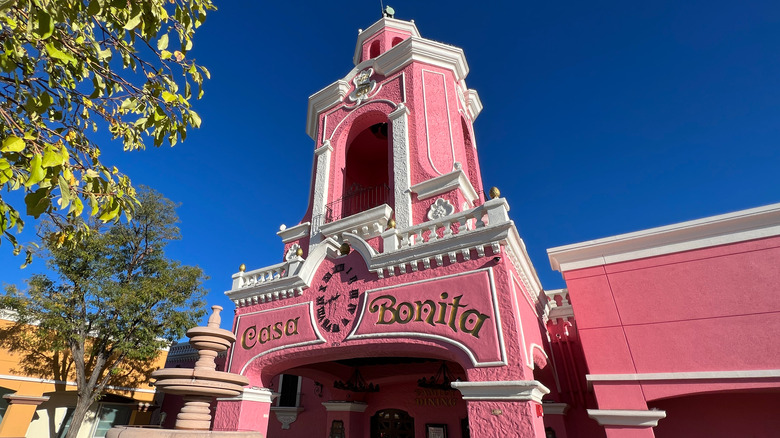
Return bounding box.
[310,141,333,243]
[421,69,455,176]
[277,222,311,243]
[322,401,369,412]
[389,103,413,229]
[373,36,469,82]
[271,406,304,429]
[548,202,780,272]
[410,169,478,203]
[451,380,549,403]
[318,204,393,241]
[217,387,277,403]
[346,267,507,367]
[543,402,569,415]
[587,409,666,427]
[0,373,156,394]
[587,369,780,382]
[307,81,351,140]
[352,17,421,66]
[465,89,482,121]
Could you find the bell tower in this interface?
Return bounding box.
[299,14,485,248]
[222,12,549,438]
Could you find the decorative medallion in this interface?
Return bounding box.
[427,198,455,220]
[285,244,301,261]
[348,68,377,105]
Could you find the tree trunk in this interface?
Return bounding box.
[65,393,93,438]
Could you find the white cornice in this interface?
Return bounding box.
[353,18,421,66]
[543,402,569,415]
[410,169,478,203]
[277,222,311,244]
[307,36,470,140]
[451,380,549,403]
[587,409,666,427]
[217,387,277,403]
[319,204,393,241]
[373,36,469,81]
[465,89,482,120]
[307,80,351,140]
[587,369,780,382]
[548,202,780,272]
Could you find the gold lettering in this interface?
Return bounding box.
[241,325,257,350]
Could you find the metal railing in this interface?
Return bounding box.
[325,184,391,223]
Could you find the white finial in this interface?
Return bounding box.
[279,224,287,231]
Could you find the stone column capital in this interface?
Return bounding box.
[3,394,49,406]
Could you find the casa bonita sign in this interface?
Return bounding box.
[230,269,505,370]
[349,269,506,367]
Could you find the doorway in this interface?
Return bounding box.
[370,409,414,438]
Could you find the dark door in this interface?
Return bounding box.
[371,409,415,438]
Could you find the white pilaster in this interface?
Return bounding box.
[389,104,412,229]
[310,140,333,244]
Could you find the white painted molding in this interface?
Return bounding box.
[411,169,478,203]
[548,202,780,272]
[542,402,569,415]
[322,401,369,412]
[465,89,483,121]
[307,81,351,140]
[319,204,393,241]
[271,406,305,429]
[587,409,666,427]
[217,387,278,404]
[587,369,780,382]
[277,222,311,243]
[451,380,549,402]
[374,36,469,82]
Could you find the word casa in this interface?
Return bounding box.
[241,317,300,350]
[368,292,490,338]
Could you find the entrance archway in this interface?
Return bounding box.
[371,409,414,438]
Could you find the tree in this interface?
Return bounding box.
[0,0,215,264]
[0,187,207,438]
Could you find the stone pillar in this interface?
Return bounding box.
[322,401,368,438]
[587,409,666,438]
[310,140,333,244]
[0,394,49,438]
[213,387,276,433]
[452,380,549,438]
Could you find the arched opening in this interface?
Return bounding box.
[332,122,390,221]
[369,40,381,59]
[392,37,403,47]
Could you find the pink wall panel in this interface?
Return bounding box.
[577,327,636,374]
[564,275,622,329]
[623,312,780,373]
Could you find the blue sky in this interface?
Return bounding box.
[2,1,780,329]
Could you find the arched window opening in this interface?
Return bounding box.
[330,122,390,221]
[370,409,414,438]
[369,40,381,59]
[392,37,403,47]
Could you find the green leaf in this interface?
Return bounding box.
[25,153,46,187]
[42,145,63,168]
[124,11,143,30]
[189,111,201,128]
[1,136,24,152]
[45,43,77,65]
[161,91,176,103]
[35,10,54,40]
[25,188,50,218]
[157,34,169,51]
[87,0,101,15]
[58,175,71,210]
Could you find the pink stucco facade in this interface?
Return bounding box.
[157,13,780,438]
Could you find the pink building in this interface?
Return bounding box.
[161,12,780,438]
